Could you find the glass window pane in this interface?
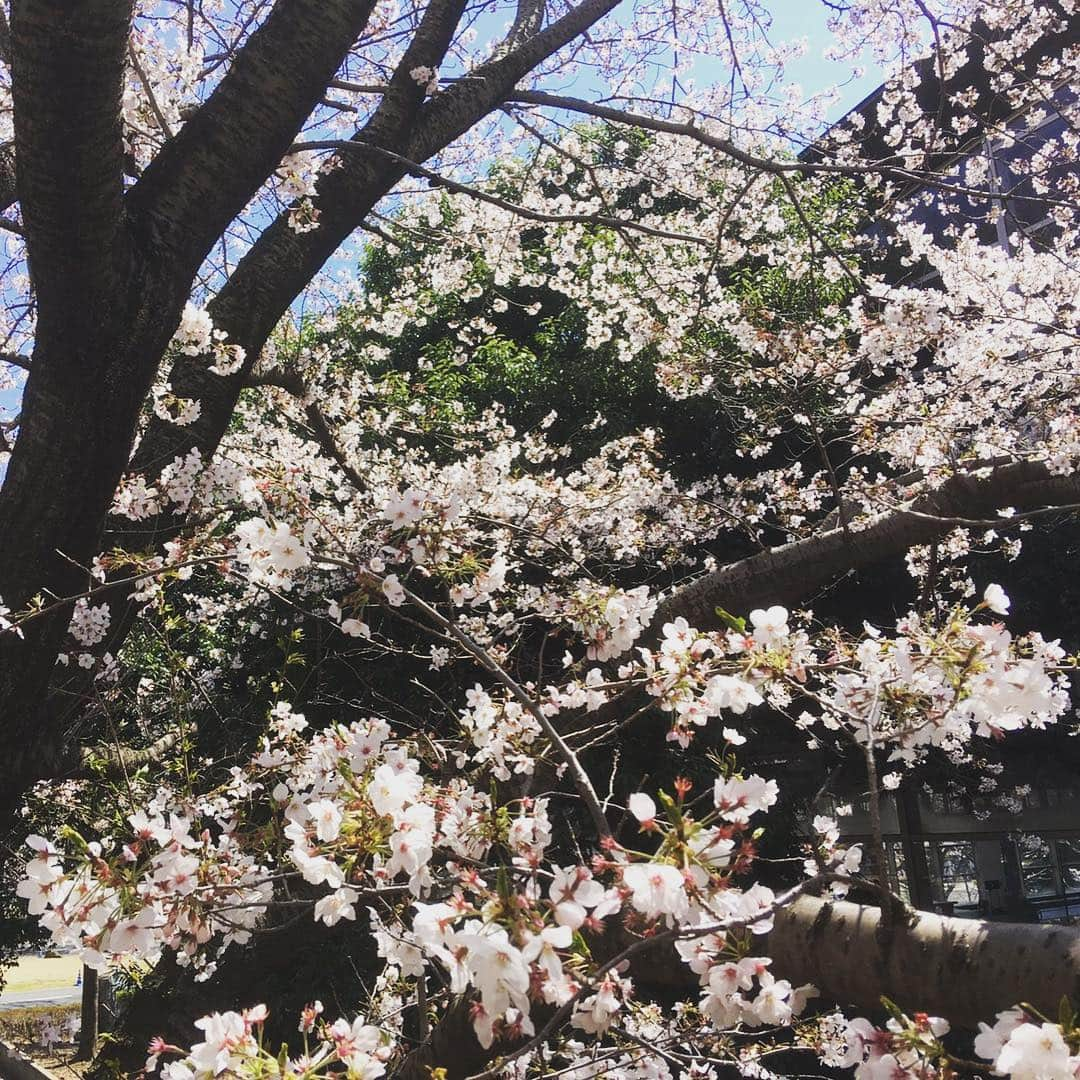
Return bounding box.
[939,840,976,879]
[1023,865,1058,898]
[1061,866,1080,892]
[1018,834,1052,868]
[1057,839,1080,863]
[925,840,980,905]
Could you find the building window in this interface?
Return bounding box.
[1015,834,1080,898]
[884,841,910,903]
[1018,834,1057,898]
[1056,839,1080,893]
[924,840,980,909]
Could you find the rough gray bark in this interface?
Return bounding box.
[385,897,1080,1079]
[0,0,140,798]
[638,894,1080,1026]
[125,0,382,280]
[563,898,1080,1068]
[653,461,1080,633]
[767,895,1080,1027]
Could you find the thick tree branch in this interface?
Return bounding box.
[109,0,473,519]
[632,894,1080,1028]
[125,0,381,276]
[655,461,1080,632]
[0,0,387,805]
[0,0,391,804]
[112,0,627,525]
[764,895,1080,1027]
[362,0,471,147]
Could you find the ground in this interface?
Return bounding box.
[1,958,88,1078]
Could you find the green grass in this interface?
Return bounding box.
[3,955,82,993]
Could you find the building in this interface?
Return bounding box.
[822,778,1080,922]
[803,18,1080,922]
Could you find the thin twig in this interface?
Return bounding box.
[389,577,613,841]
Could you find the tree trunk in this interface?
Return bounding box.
[0,296,185,814]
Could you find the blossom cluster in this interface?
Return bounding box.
[833,1004,1080,1080]
[145,1003,395,1080]
[19,681,820,1055]
[614,591,1068,763]
[3,3,1078,1077]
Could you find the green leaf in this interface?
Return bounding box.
[1059,994,1074,1031]
[879,996,905,1023]
[714,607,747,633]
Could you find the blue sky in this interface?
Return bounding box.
[766,0,882,121]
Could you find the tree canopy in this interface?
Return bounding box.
[2,1,1080,1078]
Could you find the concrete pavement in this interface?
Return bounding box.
[0,986,81,1011]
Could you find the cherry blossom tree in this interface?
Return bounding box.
[3,1,1080,1077]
